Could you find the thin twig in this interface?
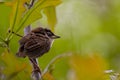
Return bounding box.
[8,30,23,37]
[28,0,35,9]
[24,0,35,9]
[29,58,41,80]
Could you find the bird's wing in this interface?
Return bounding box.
[19,33,34,45]
[24,35,48,52]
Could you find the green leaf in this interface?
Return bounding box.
[16,0,62,32]
[4,0,30,40]
[42,53,71,80]
[5,0,30,30]
[0,51,32,79]
[0,3,11,38]
[44,6,57,31]
[42,72,55,80]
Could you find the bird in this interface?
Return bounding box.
[16,27,60,58]
[15,27,60,73]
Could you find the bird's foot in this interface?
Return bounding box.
[32,69,41,73]
[32,65,41,74]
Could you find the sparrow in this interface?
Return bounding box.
[16,27,60,59]
[15,27,60,74]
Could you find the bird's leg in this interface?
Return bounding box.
[29,58,41,74]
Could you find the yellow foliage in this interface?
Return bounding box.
[69,54,108,80]
[42,72,55,80]
[0,51,32,79]
[44,6,57,32]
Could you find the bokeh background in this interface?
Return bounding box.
[0,0,120,80]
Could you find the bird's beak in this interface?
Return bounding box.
[51,35,60,39]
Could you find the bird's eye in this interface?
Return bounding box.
[47,32,53,36]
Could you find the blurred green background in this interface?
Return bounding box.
[0,0,120,80]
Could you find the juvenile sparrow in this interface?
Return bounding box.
[16,27,60,73]
[16,27,60,58]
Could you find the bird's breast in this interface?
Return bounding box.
[23,35,54,58]
[50,39,54,47]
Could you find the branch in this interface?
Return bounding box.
[29,58,41,80]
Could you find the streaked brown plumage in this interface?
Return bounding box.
[16,27,60,59]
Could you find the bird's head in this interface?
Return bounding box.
[31,27,60,39]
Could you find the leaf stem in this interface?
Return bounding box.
[6,0,20,41]
[42,53,72,76]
